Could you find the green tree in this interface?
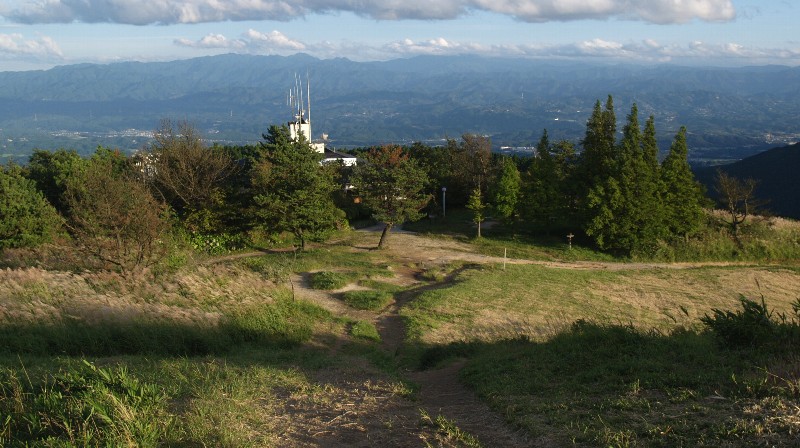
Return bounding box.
[25,148,87,214]
[0,166,62,249]
[466,187,487,238]
[448,134,492,205]
[661,127,706,240]
[582,97,627,252]
[351,145,430,249]
[580,96,617,187]
[522,129,560,232]
[64,158,171,271]
[253,125,344,251]
[147,119,235,232]
[491,157,521,224]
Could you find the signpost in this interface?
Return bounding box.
[442,187,447,217]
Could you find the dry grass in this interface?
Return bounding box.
[0,263,282,328]
[404,264,800,345]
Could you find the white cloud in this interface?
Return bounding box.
[375,36,800,65]
[0,32,63,58]
[3,0,735,25]
[176,26,799,65]
[244,29,306,51]
[175,30,305,53]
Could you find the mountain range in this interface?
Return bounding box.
[695,142,800,220]
[1,54,799,164]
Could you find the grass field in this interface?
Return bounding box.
[2,223,799,446]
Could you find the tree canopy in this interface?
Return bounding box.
[351,145,430,249]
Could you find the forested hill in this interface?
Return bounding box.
[695,142,800,219]
[1,53,799,163]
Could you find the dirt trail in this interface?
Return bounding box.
[285,229,541,446]
[278,227,767,446]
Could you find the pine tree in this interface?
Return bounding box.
[521,130,559,231]
[661,127,706,240]
[582,96,631,252]
[253,125,344,251]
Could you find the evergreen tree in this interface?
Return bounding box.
[635,115,668,246]
[580,96,617,185]
[522,129,559,231]
[491,157,521,224]
[551,140,579,228]
[351,145,430,249]
[661,127,706,240]
[253,125,344,251]
[582,97,630,252]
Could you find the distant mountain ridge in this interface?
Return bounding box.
[1,54,798,163]
[695,142,800,219]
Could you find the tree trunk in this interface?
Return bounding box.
[378,223,393,249]
[476,220,482,238]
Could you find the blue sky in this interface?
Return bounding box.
[0,0,797,71]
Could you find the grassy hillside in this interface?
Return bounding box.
[2,228,799,446]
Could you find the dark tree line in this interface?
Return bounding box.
[400,96,709,255]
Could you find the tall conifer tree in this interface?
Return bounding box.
[661,127,706,240]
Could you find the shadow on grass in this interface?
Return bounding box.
[0,299,326,357]
[410,320,800,447]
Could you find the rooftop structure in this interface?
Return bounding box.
[286,75,356,166]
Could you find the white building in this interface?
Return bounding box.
[286,77,357,166]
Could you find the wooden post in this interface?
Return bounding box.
[567,233,575,250]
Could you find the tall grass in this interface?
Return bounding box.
[0,360,172,446]
[0,297,331,357]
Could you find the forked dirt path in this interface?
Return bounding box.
[288,229,541,446]
[281,226,777,446]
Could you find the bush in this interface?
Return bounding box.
[342,290,393,311]
[0,168,62,249]
[310,271,349,290]
[701,296,800,347]
[64,158,172,271]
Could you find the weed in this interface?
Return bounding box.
[419,408,483,448]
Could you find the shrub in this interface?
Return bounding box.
[701,296,800,347]
[342,290,393,311]
[310,271,349,290]
[64,158,172,271]
[0,168,62,249]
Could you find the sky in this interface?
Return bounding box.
[0,0,798,71]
